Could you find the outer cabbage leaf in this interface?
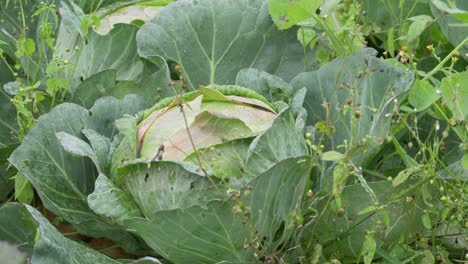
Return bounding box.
[56,2,172,101]
[54,20,144,91]
[0,203,119,264]
[118,161,218,220]
[122,156,311,263]
[291,49,414,165]
[8,96,149,254]
[137,0,316,90]
[243,109,309,178]
[0,90,19,202]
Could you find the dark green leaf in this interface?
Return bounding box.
[124,201,254,263]
[305,181,427,258]
[431,0,468,56]
[137,0,316,89]
[235,68,295,103]
[185,138,252,180]
[243,156,311,244]
[241,109,308,186]
[0,203,119,264]
[119,161,216,219]
[291,49,414,166]
[9,96,149,255]
[88,174,143,224]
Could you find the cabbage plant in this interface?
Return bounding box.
[1,0,457,263]
[6,84,311,263]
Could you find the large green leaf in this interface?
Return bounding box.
[8,96,149,254]
[88,174,143,225]
[72,57,171,109]
[122,157,310,263]
[137,0,316,90]
[431,0,468,56]
[185,138,252,180]
[291,49,414,165]
[54,23,143,91]
[0,91,19,202]
[408,79,441,111]
[243,156,311,246]
[124,201,254,264]
[0,203,119,264]
[55,2,166,93]
[241,109,309,182]
[362,0,431,33]
[119,161,218,220]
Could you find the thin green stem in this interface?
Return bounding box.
[422,37,468,81]
[0,53,15,75]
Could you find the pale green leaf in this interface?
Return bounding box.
[407,15,434,42]
[269,0,321,29]
[462,154,468,169]
[408,79,440,111]
[392,166,421,187]
[122,156,311,262]
[321,151,345,161]
[333,163,350,195]
[56,131,102,173]
[422,213,432,229]
[357,205,379,215]
[440,71,468,121]
[362,233,376,264]
[95,3,164,35]
[14,173,33,204]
